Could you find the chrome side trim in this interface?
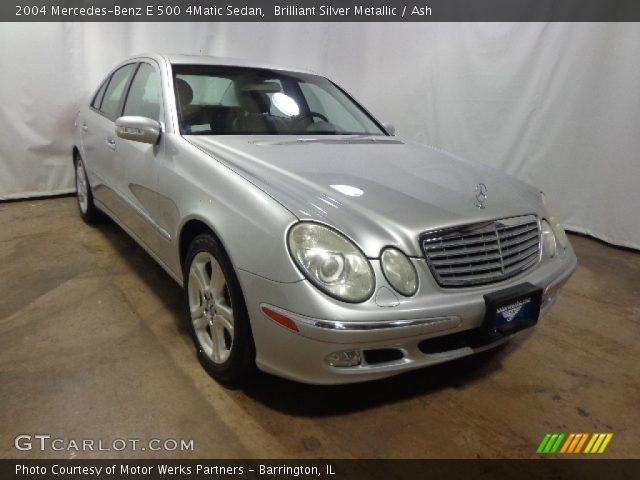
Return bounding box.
[311,317,459,331]
[261,303,459,331]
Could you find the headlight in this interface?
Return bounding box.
[541,219,557,258]
[541,192,569,249]
[381,248,418,296]
[288,223,375,303]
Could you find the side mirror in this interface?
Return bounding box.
[382,123,396,136]
[115,116,161,145]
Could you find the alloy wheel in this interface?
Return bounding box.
[76,160,88,214]
[187,251,235,364]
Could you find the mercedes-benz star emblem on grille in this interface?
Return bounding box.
[475,183,488,209]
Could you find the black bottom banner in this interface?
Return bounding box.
[3,459,640,480]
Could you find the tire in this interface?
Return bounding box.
[74,154,101,224]
[184,234,256,384]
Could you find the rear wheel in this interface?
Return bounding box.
[75,155,100,224]
[184,234,255,384]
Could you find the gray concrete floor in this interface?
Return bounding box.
[0,196,638,459]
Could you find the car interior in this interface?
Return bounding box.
[174,75,338,135]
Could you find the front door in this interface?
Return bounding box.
[116,61,171,258]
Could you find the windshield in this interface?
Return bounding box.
[172,65,386,136]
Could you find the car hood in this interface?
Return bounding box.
[187,135,543,257]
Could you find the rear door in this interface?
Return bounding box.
[81,63,136,212]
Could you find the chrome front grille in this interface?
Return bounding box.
[421,215,541,287]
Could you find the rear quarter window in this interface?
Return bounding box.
[91,79,109,110]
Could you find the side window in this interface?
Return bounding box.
[100,63,136,119]
[91,79,109,110]
[123,63,161,121]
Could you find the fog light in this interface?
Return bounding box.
[325,350,361,367]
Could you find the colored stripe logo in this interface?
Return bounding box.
[537,433,613,454]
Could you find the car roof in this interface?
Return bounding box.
[133,53,320,76]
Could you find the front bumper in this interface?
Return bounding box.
[238,248,577,385]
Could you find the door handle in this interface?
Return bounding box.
[105,137,116,151]
[81,123,89,133]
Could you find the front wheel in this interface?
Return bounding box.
[184,234,255,384]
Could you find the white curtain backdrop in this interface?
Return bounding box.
[1,22,639,249]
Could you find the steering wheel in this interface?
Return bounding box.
[291,112,329,129]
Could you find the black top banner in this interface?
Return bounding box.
[5,0,640,22]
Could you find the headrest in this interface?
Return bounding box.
[175,78,193,106]
[239,91,271,114]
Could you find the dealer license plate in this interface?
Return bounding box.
[483,283,543,335]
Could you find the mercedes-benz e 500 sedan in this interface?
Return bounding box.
[73,54,576,384]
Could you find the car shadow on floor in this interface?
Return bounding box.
[96,214,519,417]
[98,217,188,335]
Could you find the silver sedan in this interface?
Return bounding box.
[73,54,576,385]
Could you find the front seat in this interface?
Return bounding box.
[236,91,283,134]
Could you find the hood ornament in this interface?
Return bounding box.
[474,183,488,209]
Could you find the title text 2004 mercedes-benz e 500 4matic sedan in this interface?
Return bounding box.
[73,54,576,385]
